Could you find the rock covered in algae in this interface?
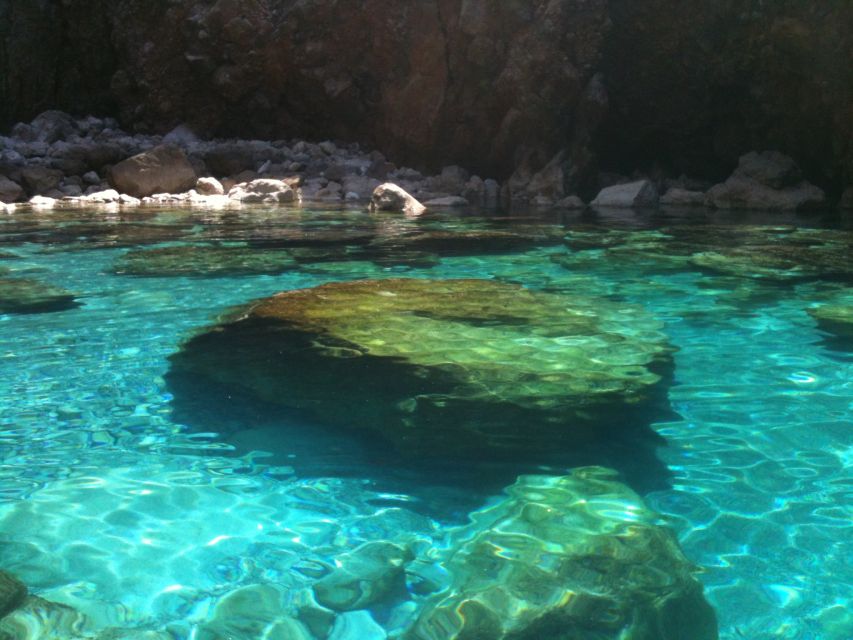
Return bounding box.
[167,278,673,457]
[405,468,718,640]
[808,303,853,338]
[113,244,297,277]
[0,278,79,314]
[562,225,853,282]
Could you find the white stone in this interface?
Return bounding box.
[84,189,121,203]
[196,176,225,196]
[29,195,57,208]
[369,183,426,216]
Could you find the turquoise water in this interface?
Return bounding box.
[0,205,851,639]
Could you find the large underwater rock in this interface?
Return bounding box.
[405,468,718,640]
[113,244,297,277]
[0,278,79,314]
[167,278,673,459]
[560,225,853,283]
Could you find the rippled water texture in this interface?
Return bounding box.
[0,205,851,639]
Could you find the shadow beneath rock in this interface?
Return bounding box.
[166,368,675,522]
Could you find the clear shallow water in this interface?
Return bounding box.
[0,205,851,639]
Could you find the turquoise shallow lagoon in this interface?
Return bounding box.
[0,205,851,639]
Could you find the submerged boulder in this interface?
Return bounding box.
[561,225,853,282]
[167,279,673,458]
[0,278,79,314]
[405,468,718,640]
[113,244,297,277]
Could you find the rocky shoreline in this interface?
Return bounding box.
[1,110,850,216]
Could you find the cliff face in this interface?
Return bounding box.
[0,0,115,125]
[1,0,851,190]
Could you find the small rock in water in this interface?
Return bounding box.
[369,183,426,216]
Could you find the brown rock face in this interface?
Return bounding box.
[107,0,609,180]
[109,145,197,198]
[1,1,852,191]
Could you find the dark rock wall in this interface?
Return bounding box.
[2,0,851,189]
[602,0,853,191]
[0,0,115,126]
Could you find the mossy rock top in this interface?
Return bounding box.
[809,303,853,338]
[405,468,718,640]
[246,278,670,402]
[168,279,673,457]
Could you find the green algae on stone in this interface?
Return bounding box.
[113,244,298,277]
[405,468,718,640]
[808,304,853,338]
[167,278,673,457]
[0,278,79,314]
[562,225,853,282]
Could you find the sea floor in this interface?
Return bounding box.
[0,204,851,639]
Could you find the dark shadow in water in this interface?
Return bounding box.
[166,364,676,522]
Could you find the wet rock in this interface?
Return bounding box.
[166,279,673,459]
[525,151,566,201]
[706,152,825,211]
[483,179,500,208]
[840,187,853,209]
[109,144,197,198]
[196,176,225,196]
[0,571,27,619]
[0,278,79,314]
[313,541,413,612]
[113,244,297,277]
[660,187,705,206]
[405,468,718,640]
[591,179,659,208]
[423,196,468,208]
[0,176,23,203]
[369,183,426,216]
[20,166,63,195]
